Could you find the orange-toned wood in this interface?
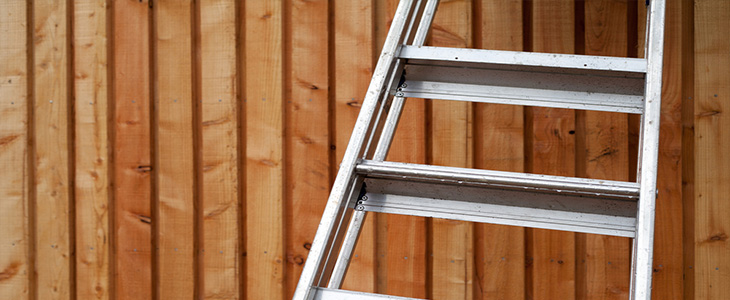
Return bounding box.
[112,0,153,298]
[33,0,72,298]
[473,0,525,298]
[74,0,110,299]
[577,1,631,299]
[527,1,576,299]
[429,1,474,299]
[650,0,686,298]
[199,0,240,298]
[334,0,377,293]
[285,0,330,298]
[154,1,196,298]
[0,1,30,298]
[245,1,286,299]
[693,1,730,299]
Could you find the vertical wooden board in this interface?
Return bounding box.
[285,0,329,298]
[694,1,730,299]
[74,0,110,299]
[680,0,695,299]
[245,1,285,299]
[33,0,72,298]
[473,0,525,299]
[527,1,575,299]
[579,1,631,299]
[650,0,685,298]
[334,0,377,293]
[429,1,473,299]
[0,1,29,298]
[154,0,195,298]
[199,0,239,299]
[113,0,152,299]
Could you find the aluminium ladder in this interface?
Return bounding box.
[294,0,666,299]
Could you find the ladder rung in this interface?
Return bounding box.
[398,45,647,73]
[356,160,640,199]
[395,46,646,114]
[313,287,423,300]
[360,178,637,237]
[355,160,639,237]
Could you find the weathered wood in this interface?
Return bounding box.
[0,1,30,298]
[112,0,153,298]
[473,0,525,298]
[198,0,240,299]
[334,0,377,293]
[154,0,196,298]
[245,1,286,299]
[694,1,730,299]
[527,0,576,299]
[577,1,631,299]
[33,0,72,298]
[285,0,330,298]
[429,1,473,299]
[73,0,110,299]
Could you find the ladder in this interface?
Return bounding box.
[294,0,666,299]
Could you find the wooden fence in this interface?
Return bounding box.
[0,0,727,299]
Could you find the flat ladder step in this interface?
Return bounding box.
[313,287,423,300]
[355,160,640,237]
[395,45,647,114]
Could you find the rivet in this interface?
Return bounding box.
[219,99,222,102]
[174,99,177,102]
[49,100,53,103]
[134,248,137,252]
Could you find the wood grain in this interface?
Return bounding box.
[694,1,730,299]
[245,1,286,299]
[527,0,576,299]
[334,0,377,293]
[577,1,631,299]
[73,0,110,299]
[285,0,330,298]
[199,0,240,299]
[429,1,473,299]
[473,0,525,298]
[33,0,72,298]
[650,0,685,298]
[112,0,153,298]
[154,0,196,298]
[0,1,30,298]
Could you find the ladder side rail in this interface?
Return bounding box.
[630,0,666,299]
[326,0,440,289]
[293,1,419,299]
